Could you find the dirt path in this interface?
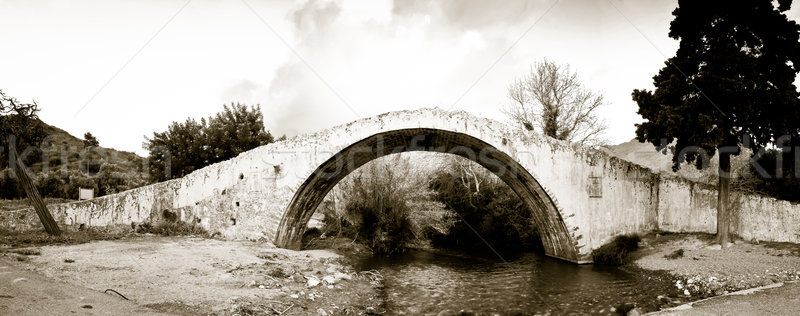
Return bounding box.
[0,257,169,315]
[2,236,383,315]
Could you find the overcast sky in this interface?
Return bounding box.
[2,0,799,156]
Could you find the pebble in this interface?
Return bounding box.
[306,276,320,287]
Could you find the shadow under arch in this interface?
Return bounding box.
[274,128,579,262]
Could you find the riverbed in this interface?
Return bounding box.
[357,249,683,315]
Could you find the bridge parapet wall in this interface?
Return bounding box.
[2,108,798,256]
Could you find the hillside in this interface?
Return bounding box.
[606,139,753,184]
[0,120,149,200]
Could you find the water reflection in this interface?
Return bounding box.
[357,250,670,315]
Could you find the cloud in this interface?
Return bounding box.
[223,79,261,104]
[259,0,531,137]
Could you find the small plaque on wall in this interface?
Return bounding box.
[588,176,602,198]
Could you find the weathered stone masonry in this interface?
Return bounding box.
[1,108,798,262]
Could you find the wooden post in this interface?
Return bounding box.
[716,152,731,247]
[12,150,61,235]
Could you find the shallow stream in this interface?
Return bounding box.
[356,250,681,315]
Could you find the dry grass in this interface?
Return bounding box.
[0,198,73,212]
[0,227,131,248]
[135,221,209,237]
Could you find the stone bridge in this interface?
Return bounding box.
[4,108,800,263]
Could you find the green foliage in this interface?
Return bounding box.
[428,158,542,253]
[143,103,274,182]
[591,234,641,265]
[634,0,800,170]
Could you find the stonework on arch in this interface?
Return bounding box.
[20,108,800,264]
[273,128,580,262]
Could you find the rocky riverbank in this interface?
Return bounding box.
[1,235,384,315]
[633,232,800,299]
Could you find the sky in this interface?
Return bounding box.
[2,0,799,156]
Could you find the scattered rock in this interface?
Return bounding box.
[306,276,320,287]
[628,307,644,316]
[706,244,722,250]
[334,272,352,281]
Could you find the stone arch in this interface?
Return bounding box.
[274,128,580,262]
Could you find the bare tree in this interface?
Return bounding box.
[0,90,61,235]
[504,59,608,146]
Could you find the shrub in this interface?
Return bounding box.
[38,173,66,198]
[315,154,448,254]
[591,234,641,265]
[342,162,417,254]
[48,156,63,167]
[0,170,22,199]
[664,248,685,260]
[143,103,274,182]
[429,157,543,253]
[65,175,98,199]
[136,220,207,237]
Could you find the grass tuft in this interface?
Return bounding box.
[135,221,208,237]
[664,248,685,260]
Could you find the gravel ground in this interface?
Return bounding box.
[1,236,384,315]
[634,233,800,298]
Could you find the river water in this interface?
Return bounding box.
[356,250,681,315]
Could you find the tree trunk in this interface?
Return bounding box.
[12,150,61,236]
[716,152,731,247]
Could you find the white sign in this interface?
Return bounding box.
[78,188,94,200]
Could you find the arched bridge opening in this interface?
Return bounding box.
[274,128,580,262]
